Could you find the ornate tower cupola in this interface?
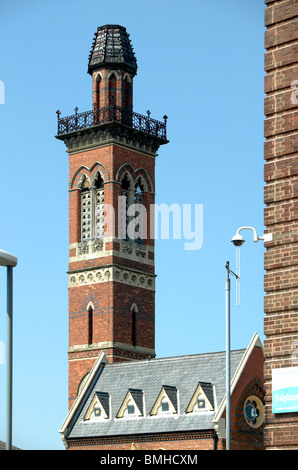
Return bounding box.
[88,25,138,112]
[55,25,168,408]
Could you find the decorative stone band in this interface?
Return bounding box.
[68,265,155,290]
[69,239,154,266]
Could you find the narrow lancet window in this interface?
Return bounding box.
[94,173,104,239]
[120,173,131,239]
[134,178,144,242]
[109,73,117,106]
[131,307,137,346]
[88,305,93,345]
[81,176,91,241]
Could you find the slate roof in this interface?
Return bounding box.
[64,347,250,441]
[88,25,137,75]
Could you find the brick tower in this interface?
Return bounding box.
[264,1,298,449]
[56,25,168,407]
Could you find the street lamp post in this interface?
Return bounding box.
[225,261,238,451]
[226,226,272,450]
[0,249,18,451]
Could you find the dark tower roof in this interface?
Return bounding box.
[88,25,137,75]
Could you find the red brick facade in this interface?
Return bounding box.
[264,0,298,449]
[66,125,159,406]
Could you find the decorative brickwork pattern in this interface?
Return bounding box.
[71,162,109,189]
[116,163,153,192]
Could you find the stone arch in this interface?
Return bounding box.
[126,297,143,314]
[77,172,90,189]
[94,71,103,82]
[107,70,120,80]
[71,162,109,189]
[134,168,152,193]
[82,294,100,313]
[116,164,153,192]
[123,72,132,83]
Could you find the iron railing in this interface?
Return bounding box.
[56,104,168,140]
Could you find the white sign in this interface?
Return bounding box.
[272,367,298,414]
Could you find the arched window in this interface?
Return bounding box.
[80,176,91,241]
[123,74,132,110]
[80,172,105,242]
[134,178,144,242]
[120,172,132,239]
[88,305,93,345]
[94,74,101,110]
[94,173,104,239]
[120,173,145,241]
[131,306,137,346]
[109,73,117,106]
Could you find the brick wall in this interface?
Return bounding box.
[67,141,157,405]
[264,0,298,450]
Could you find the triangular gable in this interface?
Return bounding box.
[186,382,214,413]
[59,351,108,444]
[150,385,178,415]
[84,391,110,420]
[117,389,144,418]
[213,332,263,425]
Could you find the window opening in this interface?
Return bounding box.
[123,75,131,110]
[94,403,101,417]
[109,73,117,107]
[88,305,93,345]
[81,185,91,241]
[131,307,136,346]
[120,173,131,239]
[134,178,144,242]
[94,75,101,111]
[127,403,135,415]
[94,173,104,239]
[197,398,206,410]
[161,399,169,413]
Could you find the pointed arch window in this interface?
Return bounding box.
[120,172,132,240]
[88,305,93,345]
[123,74,132,110]
[109,73,117,106]
[81,176,92,241]
[120,173,146,241]
[134,178,144,242]
[94,173,105,239]
[94,74,102,111]
[80,172,105,242]
[131,306,137,346]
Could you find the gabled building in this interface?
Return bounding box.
[60,333,264,450]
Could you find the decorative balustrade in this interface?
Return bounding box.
[56,104,168,141]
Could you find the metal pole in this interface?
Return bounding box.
[6,265,13,450]
[225,261,231,450]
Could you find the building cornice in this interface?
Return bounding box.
[55,122,167,156]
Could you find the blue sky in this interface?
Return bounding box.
[0,0,265,450]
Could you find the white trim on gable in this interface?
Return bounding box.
[59,350,108,446]
[213,332,263,429]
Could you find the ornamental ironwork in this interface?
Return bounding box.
[56,105,168,141]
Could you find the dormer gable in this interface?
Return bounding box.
[186,382,214,413]
[150,385,178,416]
[117,389,144,418]
[84,391,110,420]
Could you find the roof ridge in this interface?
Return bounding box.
[106,349,247,367]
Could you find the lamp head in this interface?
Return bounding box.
[0,249,18,267]
[231,233,245,247]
